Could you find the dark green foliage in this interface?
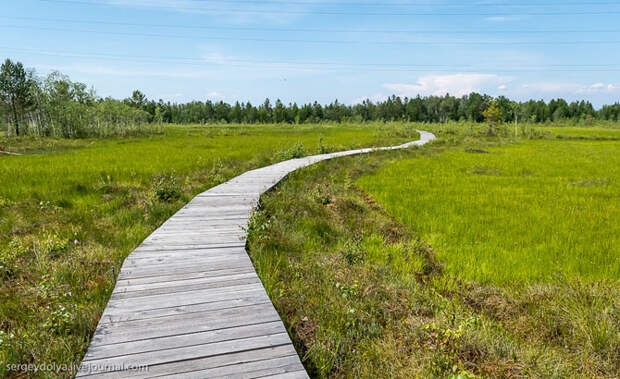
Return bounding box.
[142,94,617,126]
[1,61,154,138]
[0,59,37,136]
[151,172,181,202]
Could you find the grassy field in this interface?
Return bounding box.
[535,125,620,139]
[0,122,418,377]
[358,138,619,284]
[247,125,619,377]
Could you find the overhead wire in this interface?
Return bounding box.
[3,24,620,45]
[3,16,620,34]
[36,0,620,16]
[4,46,620,72]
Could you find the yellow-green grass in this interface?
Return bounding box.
[535,126,620,139]
[0,123,418,377]
[358,138,619,285]
[247,146,619,378]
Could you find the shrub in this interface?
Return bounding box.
[151,171,181,202]
[277,142,306,160]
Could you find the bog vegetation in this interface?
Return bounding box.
[2,58,620,140]
[247,124,619,378]
[1,57,618,378]
[0,122,418,377]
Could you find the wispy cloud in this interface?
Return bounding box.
[351,93,388,105]
[384,73,513,98]
[200,51,237,66]
[521,81,619,94]
[34,63,219,79]
[104,0,330,24]
[485,15,522,22]
[576,82,618,94]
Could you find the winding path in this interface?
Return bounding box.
[77,131,436,378]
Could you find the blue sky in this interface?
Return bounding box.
[2,0,620,107]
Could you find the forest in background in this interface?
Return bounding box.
[1,58,620,138]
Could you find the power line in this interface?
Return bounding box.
[37,0,620,16]
[3,16,619,35]
[189,0,620,7]
[4,24,620,45]
[5,46,620,72]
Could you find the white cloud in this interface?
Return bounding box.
[34,64,218,79]
[498,84,508,90]
[206,91,223,99]
[351,93,388,105]
[383,73,512,97]
[521,82,579,93]
[577,82,619,94]
[485,16,521,22]
[201,52,236,66]
[520,81,619,95]
[156,93,185,101]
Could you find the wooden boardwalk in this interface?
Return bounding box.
[77,131,436,378]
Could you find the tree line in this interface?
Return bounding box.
[2,58,619,138]
[0,59,156,137]
[152,94,614,125]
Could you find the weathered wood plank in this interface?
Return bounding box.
[84,322,287,361]
[100,291,271,324]
[92,304,282,346]
[110,276,262,300]
[101,285,267,317]
[113,267,257,287]
[113,272,256,293]
[162,355,304,379]
[79,345,299,378]
[82,333,292,375]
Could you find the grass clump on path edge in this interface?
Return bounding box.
[246,138,619,378]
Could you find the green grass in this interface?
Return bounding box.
[0,122,418,378]
[535,126,620,139]
[247,128,619,378]
[358,139,619,284]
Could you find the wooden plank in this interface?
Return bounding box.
[132,242,246,252]
[112,267,257,287]
[79,131,435,378]
[122,249,248,267]
[116,258,255,280]
[110,276,262,300]
[92,304,282,346]
[84,322,287,361]
[113,272,256,293]
[100,291,271,324]
[78,345,299,378]
[82,333,292,374]
[120,253,249,270]
[101,285,267,317]
[162,355,304,379]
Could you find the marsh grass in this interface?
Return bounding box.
[0,122,419,378]
[247,129,619,378]
[358,139,619,284]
